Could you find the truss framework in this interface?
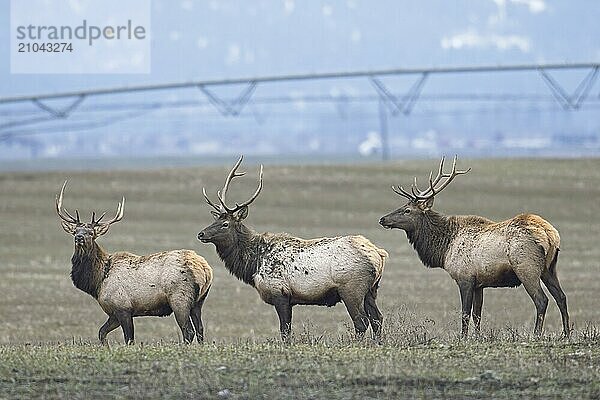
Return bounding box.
[1,62,599,158]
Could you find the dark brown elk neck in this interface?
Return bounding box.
[71,241,110,299]
[214,224,264,286]
[406,211,458,269]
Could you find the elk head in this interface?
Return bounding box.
[55,181,125,250]
[379,156,470,232]
[197,155,263,245]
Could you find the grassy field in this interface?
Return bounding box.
[1,338,599,399]
[0,158,599,398]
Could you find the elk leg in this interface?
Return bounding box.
[274,299,293,343]
[98,315,120,345]
[512,245,549,336]
[190,285,210,343]
[115,311,135,345]
[457,281,474,338]
[472,287,484,334]
[190,304,204,343]
[174,308,195,344]
[541,269,570,337]
[341,295,369,340]
[519,277,548,336]
[364,288,383,342]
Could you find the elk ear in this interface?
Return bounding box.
[210,210,221,220]
[419,197,434,211]
[60,221,76,235]
[236,206,249,220]
[94,224,111,237]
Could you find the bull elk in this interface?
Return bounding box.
[55,182,213,344]
[197,156,388,342]
[379,157,569,337]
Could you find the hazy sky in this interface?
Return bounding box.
[1,1,599,161]
[1,0,598,97]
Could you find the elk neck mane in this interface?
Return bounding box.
[71,241,110,299]
[406,210,458,269]
[214,224,266,286]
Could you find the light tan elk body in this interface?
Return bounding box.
[379,157,569,337]
[56,182,213,344]
[197,156,387,342]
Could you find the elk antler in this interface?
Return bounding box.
[55,180,81,225]
[203,155,264,214]
[228,163,263,211]
[92,196,125,228]
[391,156,471,202]
[202,187,221,212]
[218,155,246,208]
[55,180,124,235]
[202,155,246,213]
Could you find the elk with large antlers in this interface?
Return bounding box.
[198,156,388,342]
[56,182,213,344]
[379,157,569,337]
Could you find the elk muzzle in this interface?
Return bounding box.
[379,216,393,229]
[74,233,85,246]
[197,231,209,243]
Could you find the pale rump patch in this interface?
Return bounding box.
[350,235,388,283]
[184,251,213,301]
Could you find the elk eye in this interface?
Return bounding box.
[221,221,229,228]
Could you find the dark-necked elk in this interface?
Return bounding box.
[197,156,388,342]
[379,157,569,337]
[55,182,213,344]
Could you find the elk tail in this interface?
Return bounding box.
[544,224,560,274]
[549,249,560,276]
[197,283,211,304]
[197,268,213,303]
[376,247,389,263]
[351,236,387,283]
[369,276,382,299]
[374,247,388,284]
